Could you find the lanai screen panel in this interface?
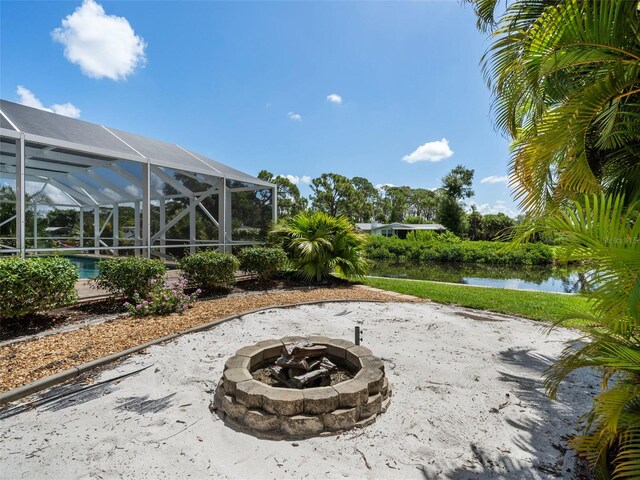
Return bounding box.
[0,99,275,258]
[0,100,138,157]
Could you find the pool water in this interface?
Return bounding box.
[64,256,100,279]
[60,256,177,279]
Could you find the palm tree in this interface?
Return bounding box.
[533,195,640,479]
[471,0,640,213]
[270,212,368,283]
[469,1,640,477]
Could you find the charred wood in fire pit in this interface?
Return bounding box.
[289,368,331,388]
[282,342,327,359]
[269,366,290,385]
[287,367,307,379]
[276,356,310,371]
[319,357,337,372]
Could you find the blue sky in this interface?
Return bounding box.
[0,0,517,216]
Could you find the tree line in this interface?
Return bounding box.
[259,165,516,239]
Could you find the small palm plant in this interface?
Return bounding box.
[270,212,368,283]
[522,194,640,479]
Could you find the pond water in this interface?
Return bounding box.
[369,261,589,294]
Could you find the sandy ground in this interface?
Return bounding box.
[0,301,598,480]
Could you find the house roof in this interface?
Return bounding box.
[356,222,447,231]
[0,99,273,188]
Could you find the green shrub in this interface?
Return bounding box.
[124,277,200,316]
[94,257,166,301]
[270,212,368,282]
[366,235,554,265]
[0,256,78,319]
[237,246,288,283]
[178,251,239,290]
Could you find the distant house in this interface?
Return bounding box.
[355,222,446,239]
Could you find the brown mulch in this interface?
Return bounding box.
[0,286,422,394]
[0,300,127,343]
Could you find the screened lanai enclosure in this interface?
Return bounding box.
[0,100,276,259]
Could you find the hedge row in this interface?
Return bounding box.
[0,246,288,320]
[366,235,554,265]
[0,256,78,320]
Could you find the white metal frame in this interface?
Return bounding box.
[0,124,277,258]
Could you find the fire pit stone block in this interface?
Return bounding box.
[381,377,389,396]
[223,368,253,395]
[345,346,373,368]
[307,335,332,345]
[262,388,304,416]
[302,386,340,414]
[359,355,385,372]
[235,379,270,408]
[323,407,359,431]
[381,396,392,413]
[360,393,382,418]
[333,379,369,408]
[354,367,385,395]
[235,345,265,368]
[253,339,285,361]
[282,415,324,437]
[224,355,251,372]
[279,335,306,345]
[243,409,280,432]
[221,393,247,421]
[324,339,356,359]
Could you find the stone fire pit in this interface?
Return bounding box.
[211,335,391,438]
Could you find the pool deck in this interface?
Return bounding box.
[75,270,252,301]
[75,270,184,301]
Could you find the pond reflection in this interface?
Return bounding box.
[369,261,590,294]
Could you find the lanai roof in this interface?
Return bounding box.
[0,99,272,188]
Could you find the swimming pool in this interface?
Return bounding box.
[60,256,176,279]
[63,255,100,279]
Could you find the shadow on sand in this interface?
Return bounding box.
[431,347,596,480]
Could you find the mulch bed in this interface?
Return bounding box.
[0,286,423,394]
[0,277,335,344]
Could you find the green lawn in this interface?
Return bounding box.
[362,276,592,326]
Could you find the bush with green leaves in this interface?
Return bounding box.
[124,276,200,316]
[366,234,553,265]
[178,251,239,291]
[270,212,368,282]
[0,256,78,319]
[237,246,288,283]
[94,256,166,301]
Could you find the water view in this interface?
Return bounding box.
[369,261,589,294]
[63,256,100,279]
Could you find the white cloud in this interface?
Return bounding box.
[285,175,300,184]
[470,200,518,217]
[326,93,342,104]
[278,174,311,185]
[480,175,508,184]
[16,86,81,118]
[287,111,302,121]
[375,183,395,192]
[52,0,146,80]
[402,138,453,163]
[125,185,141,197]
